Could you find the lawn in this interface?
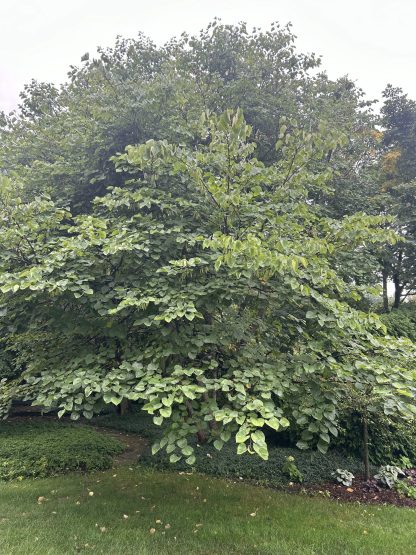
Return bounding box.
[1,466,416,555]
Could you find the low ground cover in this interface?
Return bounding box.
[0,419,124,480]
[92,412,369,486]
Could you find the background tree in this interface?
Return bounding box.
[378,86,416,309]
[0,21,374,209]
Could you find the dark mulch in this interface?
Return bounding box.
[288,474,416,508]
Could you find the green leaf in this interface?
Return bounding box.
[182,445,193,456]
[317,440,329,454]
[253,443,269,460]
[152,442,161,455]
[177,438,188,449]
[306,311,316,319]
[250,417,265,427]
[160,407,172,418]
[237,443,247,455]
[220,430,231,442]
[213,439,224,451]
[251,430,265,445]
[236,427,249,444]
[266,417,280,431]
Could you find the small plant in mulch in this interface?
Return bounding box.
[374,465,405,489]
[332,468,354,487]
[282,456,303,483]
[372,460,416,500]
[394,478,416,500]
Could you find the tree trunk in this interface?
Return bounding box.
[196,430,207,444]
[186,400,207,444]
[392,250,403,309]
[118,399,129,416]
[114,339,129,416]
[382,268,389,313]
[393,275,403,309]
[362,415,370,481]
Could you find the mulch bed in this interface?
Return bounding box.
[288,474,416,508]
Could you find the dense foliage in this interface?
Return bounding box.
[382,302,416,342]
[334,411,416,466]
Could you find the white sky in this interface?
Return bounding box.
[0,0,415,113]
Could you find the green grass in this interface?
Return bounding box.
[0,419,124,480]
[0,466,415,555]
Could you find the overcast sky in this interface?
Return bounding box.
[1,0,415,113]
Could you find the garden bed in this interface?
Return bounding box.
[289,478,416,508]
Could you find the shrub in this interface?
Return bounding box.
[0,419,124,481]
[381,303,416,342]
[334,411,416,466]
